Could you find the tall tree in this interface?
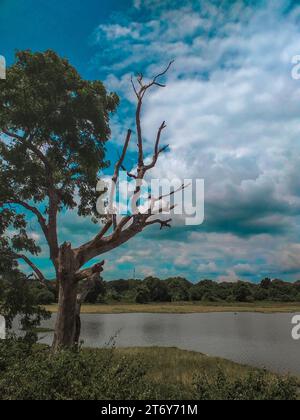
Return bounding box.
[0,51,178,351]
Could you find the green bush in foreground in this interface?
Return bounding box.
[0,340,298,400]
[0,340,153,400]
[194,369,298,400]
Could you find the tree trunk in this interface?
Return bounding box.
[52,242,78,352]
[73,273,100,346]
[52,279,78,351]
[74,300,82,346]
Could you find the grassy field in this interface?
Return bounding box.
[44,301,300,314]
[86,346,300,399]
[1,342,298,399]
[114,346,260,383]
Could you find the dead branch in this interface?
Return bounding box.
[112,130,132,185]
[110,130,132,230]
[74,61,176,268]
[144,121,168,171]
[145,218,172,230]
[120,164,137,179]
[15,253,48,287]
[75,260,105,283]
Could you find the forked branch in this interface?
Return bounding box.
[75,61,177,268]
[15,253,47,287]
[75,260,105,283]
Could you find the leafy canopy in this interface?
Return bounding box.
[0,50,119,266]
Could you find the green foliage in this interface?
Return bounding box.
[233,282,252,302]
[0,270,50,341]
[34,289,56,305]
[0,49,119,277]
[261,278,272,289]
[0,340,154,400]
[135,286,151,304]
[2,271,299,306]
[85,279,106,304]
[144,277,171,302]
[165,277,191,302]
[0,208,40,270]
[253,288,269,301]
[104,276,300,304]
[193,368,298,400]
[0,341,297,400]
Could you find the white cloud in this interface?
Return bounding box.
[139,266,155,277]
[87,0,300,280]
[197,262,217,273]
[277,244,300,273]
[217,270,240,283]
[116,255,135,264]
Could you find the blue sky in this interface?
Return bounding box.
[2,0,300,282]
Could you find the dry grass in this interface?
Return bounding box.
[44,301,300,314]
[114,347,258,386]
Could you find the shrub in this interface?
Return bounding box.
[233,282,252,302]
[0,340,155,400]
[135,287,151,304]
[253,288,269,301]
[193,368,298,400]
[201,293,219,302]
[0,340,298,400]
[35,290,56,305]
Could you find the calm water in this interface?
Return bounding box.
[37,312,300,375]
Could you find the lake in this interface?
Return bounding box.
[37,312,300,375]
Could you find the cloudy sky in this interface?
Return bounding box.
[1,0,300,282]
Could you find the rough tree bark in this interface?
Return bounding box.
[52,243,77,351]
[52,243,104,351]
[74,272,103,346]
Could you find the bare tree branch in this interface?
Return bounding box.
[95,220,113,242]
[145,218,172,230]
[75,260,105,283]
[112,215,133,239]
[112,130,132,185]
[136,98,144,168]
[132,61,174,171]
[131,76,139,99]
[150,60,175,87]
[74,61,176,269]
[120,164,137,179]
[2,198,48,236]
[15,253,47,287]
[110,129,132,231]
[144,121,168,171]
[153,182,190,203]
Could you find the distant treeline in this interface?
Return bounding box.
[102,277,300,304]
[23,276,300,305]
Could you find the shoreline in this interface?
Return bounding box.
[43,302,300,314]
